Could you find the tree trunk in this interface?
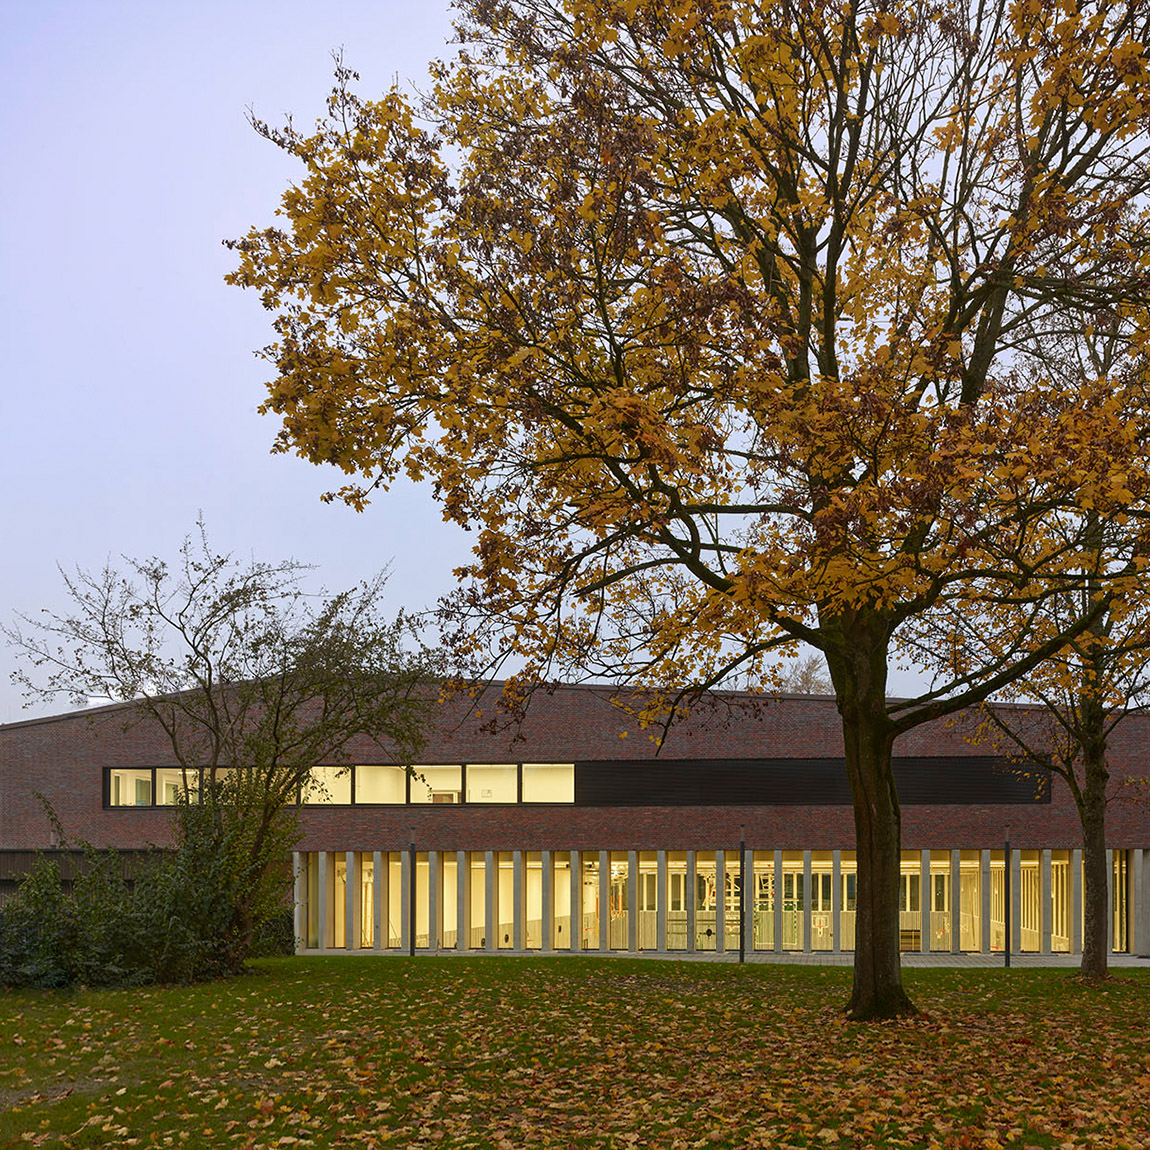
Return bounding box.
[1076,557,1110,981]
[826,620,917,1019]
[1079,737,1110,979]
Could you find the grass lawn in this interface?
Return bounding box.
[1,957,1148,1149]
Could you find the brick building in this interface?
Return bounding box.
[2,685,1148,957]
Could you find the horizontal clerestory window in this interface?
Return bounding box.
[106,763,577,807]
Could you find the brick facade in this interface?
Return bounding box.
[2,684,1148,854]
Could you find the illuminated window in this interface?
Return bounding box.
[522,763,574,802]
[302,767,352,805]
[355,765,407,804]
[409,765,463,804]
[467,763,517,803]
[155,767,198,806]
[109,768,153,806]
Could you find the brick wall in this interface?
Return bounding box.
[2,685,1148,852]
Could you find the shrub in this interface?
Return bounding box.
[0,804,296,989]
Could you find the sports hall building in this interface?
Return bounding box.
[1,685,1148,958]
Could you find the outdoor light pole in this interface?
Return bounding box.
[1004,826,1011,969]
[409,827,416,959]
[739,825,746,965]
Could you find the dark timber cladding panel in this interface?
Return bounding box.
[574,757,1051,805]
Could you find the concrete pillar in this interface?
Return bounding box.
[627,851,639,952]
[715,850,726,955]
[318,851,333,950]
[686,850,697,954]
[950,850,961,954]
[1072,848,1083,955]
[921,849,931,954]
[980,849,991,954]
[831,851,841,954]
[773,850,784,954]
[541,850,553,952]
[1107,849,1114,953]
[1041,849,1052,955]
[803,850,812,953]
[513,850,525,951]
[1010,849,1022,955]
[656,850,668,954]
[293,852,306,954]
[399,850,411,953]
[484,850,497,952]
[570,851,582,952]
[346,850,361,952]
[599,850,610,952]
[1135,849,1148,956]
[743,849,754,956]
[373,851,385,951]
[1136,851,1145,956]
[428,851,440,952]
[457,851,470,951]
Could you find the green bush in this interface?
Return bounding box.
[0,802,295,989]
[249,908,296,958]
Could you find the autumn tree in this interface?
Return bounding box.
[6,525,433,969]
[907,319,1150,978]
[228,0,1150,1016]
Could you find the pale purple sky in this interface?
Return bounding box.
[0,1,929,723]
[0,1,468,721]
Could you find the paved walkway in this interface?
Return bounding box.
[300,948,1150,967]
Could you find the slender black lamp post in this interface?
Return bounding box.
[1004,825,1011,969]
[409,826,416,958]
[739,825,746,965]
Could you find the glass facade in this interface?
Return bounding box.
[294,847,1139,957]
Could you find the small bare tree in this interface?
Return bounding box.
[6,523,436,967]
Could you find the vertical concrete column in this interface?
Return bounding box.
[1041,849,1053,955]
[980,849,991,954]
[599,849,610,953]
[292,852,306,954]
[742,849,754,956]
[831,851,841,954]
[627,850,639,952]
[1072,848,1083,955]
[457,851,471,951]
[715,849,726,955]
[318,851,332,950]
[373,851,385,951]
[802,850,812,953]
[428,851,441,952]
[773,850,784,954]
[656,850,668,954]
[920,849,931,954]
[346,850,361,952]
[570,851,582,952]
[484,850,497,952]
[950,850,961,954]
[399,850,411,954]
[1107,849,1115,953]
[686,850,697,954]
[512,851,525,951]
[1010,849,1022,955]
[541,850,553,952]
[1134,849,1147,956]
